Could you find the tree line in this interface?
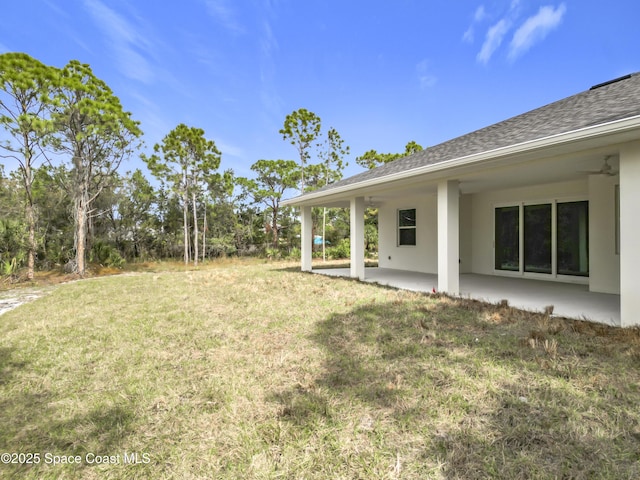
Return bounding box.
[1,52,422,281]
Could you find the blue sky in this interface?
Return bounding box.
[1,0,638,181]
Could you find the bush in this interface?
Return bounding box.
[208,236,237,258]
[327,238,350,259]
[90,241,125,268]
[264,248,281,260]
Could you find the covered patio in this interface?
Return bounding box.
[314,267,621,325]
[283,73,640,327]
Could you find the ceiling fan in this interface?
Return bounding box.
[581,156,619,176]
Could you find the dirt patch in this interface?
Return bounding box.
[0,289,50,316]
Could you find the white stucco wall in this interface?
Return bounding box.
[588,175,620,294]
[470,179,588,276]
[378,194,438,273]
[377,177,620,295]
[377,192,472,274]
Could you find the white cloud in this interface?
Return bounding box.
[462,5,487,43]
[477,19,510,64]
[0,43,8,54]
[260,20,278,66]
[258,3,284,126]
[509,3,567,60]
[43,0,69,18]
[83,0,155,83]
[416,59,437,89]
[205,0,245,34]
[216,139,245,159]
[474,5,487,22]
[463,27,475,43]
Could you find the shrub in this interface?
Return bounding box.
[208,236,237,258]
[264,248,281,260]
[327,238,350,259]
[90,241,125,269]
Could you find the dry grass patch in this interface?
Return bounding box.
[0,261,639,479]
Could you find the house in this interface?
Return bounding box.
[282,73,640,327]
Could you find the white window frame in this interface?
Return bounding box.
[397,208,417,247]
[493,196,589,284]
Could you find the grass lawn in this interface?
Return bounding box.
[1,261,639,479]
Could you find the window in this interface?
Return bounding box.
[557,201,589,276]
[524,204,552,274]
[495,201,589,277]
[398,209,416,246]
[495,206,520,271]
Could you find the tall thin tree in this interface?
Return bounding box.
[144,124,221,265]
[50,60,142,275]
[318,127,349,260]
[0,53,56,279]
[280,108,321,193]
[239,159,299,249]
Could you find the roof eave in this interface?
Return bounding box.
[282,115,640,207]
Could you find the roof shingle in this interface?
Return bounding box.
[312,72,640,194]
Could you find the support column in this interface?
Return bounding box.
[438,180,460,294]
[301,206,312,272]
[350,196,365,280]
[619,142,640,327]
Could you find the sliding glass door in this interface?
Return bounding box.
[557,201,589,276]
[524,204,552,274]
[495,201,588,277]
[495,206,519,271]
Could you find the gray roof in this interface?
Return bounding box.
[311,72,640,195]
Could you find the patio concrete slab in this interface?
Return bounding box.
[314,267,620,325]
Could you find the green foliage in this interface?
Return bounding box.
[144,124,221,191]
[1,256,19,277]
[326,238,350,259]
[239,159,299,249]
[365,223,378,253]
[355,140,424,169]
[51,60,142,171]
[364,208,379,253]
[0,216,27,279]
[404,140,423,155]
[0,52,56,157]
[0,54,362,271]
[263,247,280,260]
[315,126,349,189]
[116,169,158,261]
[152,187,184,259]
[50,59,142,275]
[0,218,27,264]
[208,235,237,258]
[280,108,322,192]
[31,164,74,267]
[143,123,222,265]
[0,52,58,279]
[90,240,125,268]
